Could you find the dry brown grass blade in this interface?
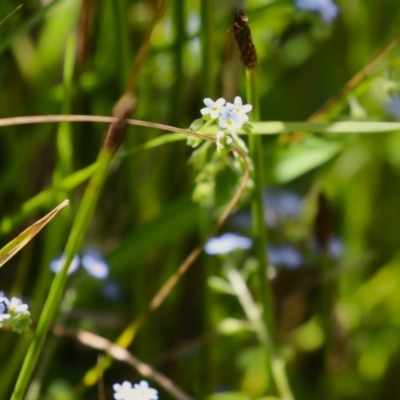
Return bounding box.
[53,325,194,400]
[0,115,220,142]
[0,200,69,268]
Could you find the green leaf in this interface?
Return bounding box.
[274,139,344,182]
[0,200,69,268]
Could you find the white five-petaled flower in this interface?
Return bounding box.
[113,381,134,400]
[200,98,226,120]
[132,380,159,400]
[225,96,252,122]
[113,380,158,400]
[218,111,244,132]
[8,297,28,314]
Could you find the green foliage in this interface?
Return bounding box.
[1,0,400,399]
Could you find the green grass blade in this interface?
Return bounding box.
[0,200,69,268]
[10,149,112,400]
[251,121,400,134]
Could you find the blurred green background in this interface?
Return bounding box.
[1,0,400,399]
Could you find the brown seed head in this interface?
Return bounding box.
[233,9,258,69]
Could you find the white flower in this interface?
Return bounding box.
[296,0,339,22]
[81,249,109,279]
[50,254,80,275]
[113,381,134,400]
[215,131,233,153]
[200,98,226,120]
[113,380,158,400]
[216,130,225,140]
[218,111,244,132]
[8,297,28,314]
[205,233,252,255]
[225,96,252,122]
[132,381,158,400]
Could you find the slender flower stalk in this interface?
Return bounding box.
[233,7,274,340]
[226,265,294,400]
[233,8,295,399]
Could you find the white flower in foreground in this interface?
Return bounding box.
[200,98,226,120]
[132,380,159,400]
[226,96,252,122]
[8,297,28,314]
[218,111,244,132]
[113,381,134,400]
[205,233,252,255]
[113,380,158,400]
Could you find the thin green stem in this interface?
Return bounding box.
[25,289,77,400]
[200,2,216,396]
[112,0,130,87]
[172,0,185,125]
[245,68,274,335]
[10,149,113,400]
[246,68,295,399]
[226,264,294,400]
[201,0,214,98]
[32,34,77,320]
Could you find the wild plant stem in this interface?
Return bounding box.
[245,68,274,335]
[200,2,216,396]
[10,150,113,400]
[246,68,295,399]
[226,265,294,400]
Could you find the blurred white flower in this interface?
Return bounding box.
[81,249,109,279]
[296,0,339,22]
[50,255,80,275]
[205,233,252,255]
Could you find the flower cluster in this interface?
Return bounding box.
[0,292,31,333]
[200,96,252,153]
[50,248,109,280]
[113,380,158,400]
